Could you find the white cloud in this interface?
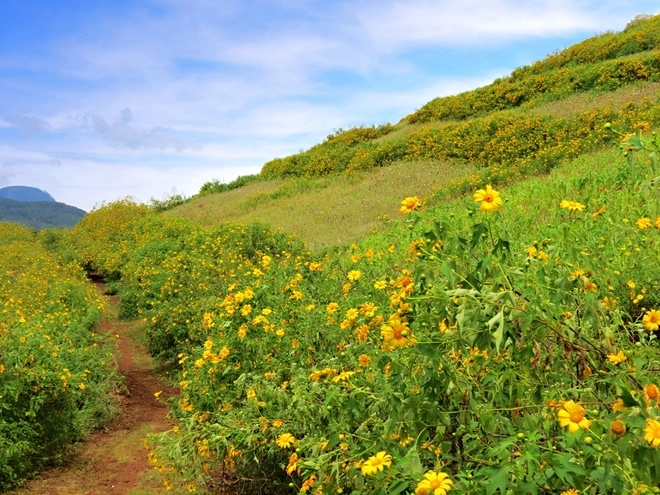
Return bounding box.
[356,0,631,49]
[4,114,51,133]
[89,114,194,152]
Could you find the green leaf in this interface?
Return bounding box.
[619,389,638,407]
[387,480,409,495]
[492,236,511,259]
[485,466,509,495]
[471,222,488,249]
[488,310,505,353]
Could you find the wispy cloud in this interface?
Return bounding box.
[88,112,193,152]
[4,114,51,133]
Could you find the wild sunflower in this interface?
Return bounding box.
[276,433,296,448]
[644,418,660,448]
[644,384,660,403]
[361,451,392,476]
[400,196,421,214]
[381,319,413,350]
[473,185,503,212]
[636,217,652,230]
[415,470,453,495]
[557,400,591,433]
[643,309,660,331]
[607,351,626,365]
[610,420,625,436]
[559,200,585,212]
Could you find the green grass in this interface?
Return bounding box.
[170,159,475,249]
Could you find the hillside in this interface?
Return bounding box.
[0,197,86,229]
[170,14,660,245]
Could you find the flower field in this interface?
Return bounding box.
[4,15,660,495]
[38,123,659,494]
[258,16,660,184]
[0,223,118,489]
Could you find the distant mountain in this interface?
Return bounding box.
[0,197,86,230]
[0,186,56,202]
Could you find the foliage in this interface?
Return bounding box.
[149,189,190,213]
[408,15,660,124]
[197,174,262,197]
[324,124,395,146]
[263,98,660,182]
[68,198,151,278]
[0,223,118,489]
[60,121,660,494]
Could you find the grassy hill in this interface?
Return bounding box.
[170,14,660,249]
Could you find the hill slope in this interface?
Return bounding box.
[0,197,86,229]
[169,14,660,247]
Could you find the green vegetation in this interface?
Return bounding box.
[0,198,86,230]
[56,129,660,494]
[170,159,475,248]
[0,223,118,489]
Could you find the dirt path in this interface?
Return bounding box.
[10,285,181,495]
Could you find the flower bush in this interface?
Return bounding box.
[57,123,660,494]
[0,223,117,489]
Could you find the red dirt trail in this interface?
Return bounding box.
[10,285,179,495]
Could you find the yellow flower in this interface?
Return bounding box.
[347,270,363,282]
[286,452,300,476]
[611,420,626,436]
[560,490,579,495]
[360,451,392,476]
[360,302,378,317]
[345,308,359,321]
[557,400,591,433]
[326,302,339,315]
[644,384,660,403]
[643,309,660,331]
[636,217,652,230]
[525,246,537,258]
[602,297,617,311]
[607,351,626,365]
[644,418,660,448]
[373,280,387,290]
[473,185,503,212]
[381,319,414,351]
[582,277,597,293]
[612,398,626,412]
[592,206,606,219]
[415,470,453,495]
[276,433,296,448]
[332,371,355,383]
[634,121,652,132]
[400,196,421,214]
[300,474,316,493]
[560,200,585,212]
[272,419,283,428]
[655,216,660,229]
[358,354,371,367]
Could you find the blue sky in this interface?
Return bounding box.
[0,0,658,210]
